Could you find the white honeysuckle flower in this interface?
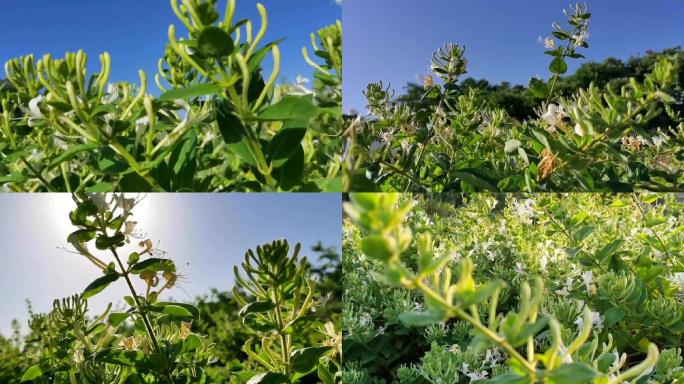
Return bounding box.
[652,135,665,147]
[574,123,584,136]
[28,95,45,119]
[101,83,119,104]
[135,116,150,130]
[461,363,489,380]
[538,36,557,49]
[515,262,524,273]
[668,272,684,291]
[541,104,565,132]
[91,193,110,212]
[379,130,395,144]
[115,194,136,213]
[296,75,310,85]
[582,270,593,288]
[201,128,216,147]
[539,252,548,271]
[400,139,410,152]
[572,31,590,48]
[575,311,603,331]
[124,221,137,235]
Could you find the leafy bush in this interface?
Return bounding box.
[0,0,342,192]
[0,193,340,383]
[343,192,684,383]
[343,3,684,192]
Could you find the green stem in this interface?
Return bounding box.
[97,218,161,353]
[413,280,537,376]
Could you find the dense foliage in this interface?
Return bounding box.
[0,0,342,192]
[343,3,684,192]
[0,193,341,383]
[343,193,684,383]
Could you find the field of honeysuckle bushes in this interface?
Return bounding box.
[0,0,342,192]
[343,193,684,383]
[342,3,684,193]
[0,193,342,383]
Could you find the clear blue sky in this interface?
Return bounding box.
[343,0,684,111]
[0,193,341,336]
[0,0,340,92]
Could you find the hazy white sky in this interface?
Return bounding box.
[0,193,341,336]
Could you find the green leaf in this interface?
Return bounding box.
[197,26,234,58]
[361,235,395,261]
[163,304,193,318]
[47,143,99,171]
[290,346,331,373]
[546,362,598,384]
[128,252,140,265]
[67,229,96,243]
[152,302,200,319]
[0,172,28,184]
[452,170,496,191]
[549,57,568,75]
[645,218,667,228]
[528,77,549,99]
[314,176,342,192]
[257,95,320,122]
[83,273,119,299]
[182,333,202,353]
[454,281,505,307]
[159,83,223,100]
[239,300,276,316]
[130,258,175,274]
[399,311,444,327]
[216,101,258,166]
[246,372,290,384]
[21,365,43,382]
[168,130,198,190]
[595,239,624,263]
[572,225,595,243]
[85,182,114,192]
[108,312,131,327]
[267,120,308,168]
[603,307,625,328]
[272,144,304,191]
[95,232,126,250]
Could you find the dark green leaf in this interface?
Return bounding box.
[130,258,175,274]
[399,311,444,327]
[108,312,131,327]
[257,95,319,122]
[291,346,331,373]
[549,57,568,75]
[267,120,307,168]
[546,363,598,384]
[197,26,234,58]
[83,273,119,299]
[216,101,258,166]
[159,83,223,100]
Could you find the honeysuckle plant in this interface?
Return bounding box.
[345,3,684,192]
[19,193,210,383]
[233,240,342,384]
[0,0,342,192]
[343,192,684,383]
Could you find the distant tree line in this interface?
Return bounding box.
[398,46,683,127]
